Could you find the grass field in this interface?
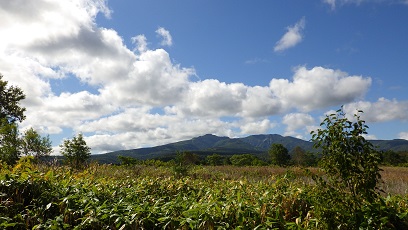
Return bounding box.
[77,164,408,196]
[379,167,408,196]
[1,161,408,229]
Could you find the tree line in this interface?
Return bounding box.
[0,75,91,168]
[119,144,406,168]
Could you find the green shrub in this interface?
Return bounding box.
[310,107,407,229]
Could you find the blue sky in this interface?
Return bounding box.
[0,0,407,154]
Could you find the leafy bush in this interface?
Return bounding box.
[310,107,407,228]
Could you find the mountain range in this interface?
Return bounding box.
[90,134,408,164]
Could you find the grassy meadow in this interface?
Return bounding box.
[1,159,408,229]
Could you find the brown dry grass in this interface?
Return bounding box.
[380,166,408,196]
[193,166,408,196]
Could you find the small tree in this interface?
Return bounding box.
[172,151,198,178]
[118,155,140,166]
[21,127,52,159]
[206,154,225,166]
[0,118,21,165]
[311,108,381,200]
[310,107,384,228]
[269,143,290,166]
[60,133,91,169]
[291,146,317,167]
[0,75,26,165]
[0,75,26,123]
[180,151,200,165]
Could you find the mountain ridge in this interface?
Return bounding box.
[90,134,408,164]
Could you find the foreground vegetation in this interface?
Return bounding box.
[0,159,407,229]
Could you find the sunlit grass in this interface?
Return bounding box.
[48,163,408,196]
[2,161,407,229]
[380,166,408,196]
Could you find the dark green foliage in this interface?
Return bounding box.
[308,107,406,229]
[0,75,26,123]
[179,151,201,165]
[229,154,265,166]
[21,127,52,159]
[206,154,227,165]
[311,108,381,200]
[381,150,405,166]
[118,155,140,165]
[0,76,26,165]
[60,133,91,169]
[269,143,291,166]
[0,118,21,165]
[291,146,317,167]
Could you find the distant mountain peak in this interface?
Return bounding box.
[91,134,408,164]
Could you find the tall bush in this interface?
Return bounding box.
[311,108,381,201]
[310,107,392,228]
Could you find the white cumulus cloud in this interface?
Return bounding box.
[2,0,402,154]
[344,98,408,122]
[239,119,276,135]
[156,27,173,46]
[131,34,148,53]
[274,17,306,52]
[282,113,315,138]
[270,66,371,111]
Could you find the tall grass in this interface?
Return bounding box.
[380,166,408,196]
[1,160,407,229]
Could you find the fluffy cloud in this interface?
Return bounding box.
[0,0,110,51]
[177,80,247,117]
[1,0,400,154]
[99,48,194,107]
[344,98,408,122]
[156,27,173,47]
[282,113,315,138]
[241,86,283,117]
[132,35,148,53]
[274,17,306,52]
[239,119,276,135]
[270,66,371,111]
